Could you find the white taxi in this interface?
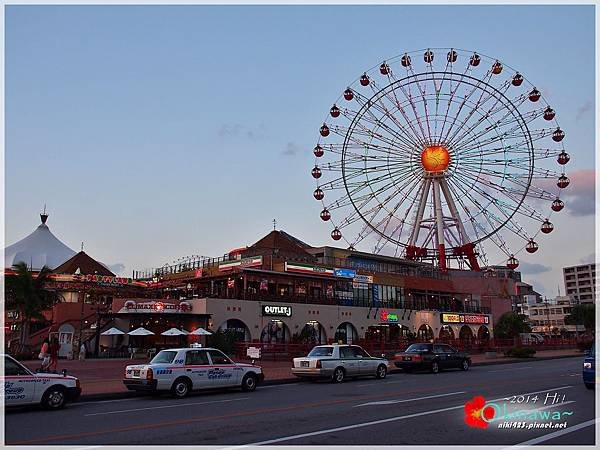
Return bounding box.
[123,347,264,398]
[2,354,81,409]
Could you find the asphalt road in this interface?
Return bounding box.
[5,357,596,447]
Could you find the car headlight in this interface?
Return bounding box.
[584,362,592,369]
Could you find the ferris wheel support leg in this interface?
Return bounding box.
[408,178,431,249]
[432,177,447,271]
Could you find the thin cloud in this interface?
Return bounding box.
[282,142,301,156]
[562,169,595,217]
[575,101,593,121]
[580,253,595,264]
[518,261,551,275]
[218,123,266,141]
[108,263,126,274]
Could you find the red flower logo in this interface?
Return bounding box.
[464,396,495,428]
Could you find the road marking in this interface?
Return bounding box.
[70,397,140,407]
[8,381,575,445]
[354,391,466,407]
[488,366,533,373]
[259,383,300,389]
[506,418,599,448]
[84,397,249,416]
[226,385,576,447]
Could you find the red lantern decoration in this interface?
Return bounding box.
[470,53,481,66]
[313,145,324,157]
[401,54,411,67]
[557,151,570,165]
[313,188,324,200]
[507,255,519,270]
[320,124,330,137]
[424,50,434,63]
[512,73,523,86]
[330,105,340,118]
[541,220,554,234]
[380,63,390,75]
[360,73,370,86]
[526,240,539,254]
[320,209,331,221]
[528,88,541,102]
[492,61,503,74]
[557,174,570,188]
[311,166,322,179]
[344,88,354,101]
[447,50,457,63]
[331,228,342,240]
[543,107,555,121]
[552,128,565,142]
[551,198,564,212]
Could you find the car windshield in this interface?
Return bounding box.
[405,344,432,353]
[150,350,178,364]
[308,346,334,357]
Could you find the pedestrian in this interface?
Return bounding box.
[39,338,50,372]
[79,342,86,361]
[49,337,60,372]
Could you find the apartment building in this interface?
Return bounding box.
[563,263,596,304]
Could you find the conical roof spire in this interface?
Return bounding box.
[40,204,48,225]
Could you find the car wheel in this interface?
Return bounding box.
[461,359,470,371]
[42,386,67,410]
[585,382,595,390]
[171,377,191,398]
[431,360,440,374]
[241,373,257,392]
[375,364,387,379]
[332,367,345,383]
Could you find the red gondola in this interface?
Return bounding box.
[313,188,324,200]
[313,145,324,157]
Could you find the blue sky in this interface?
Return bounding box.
[5,5,595,296]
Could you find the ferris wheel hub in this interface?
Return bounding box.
[421,145,450,173]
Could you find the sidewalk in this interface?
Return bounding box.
[21,348,583,399]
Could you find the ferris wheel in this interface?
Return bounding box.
[311,48,570,271]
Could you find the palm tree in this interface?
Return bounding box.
[5,262,60,351]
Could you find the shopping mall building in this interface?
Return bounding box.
[5,213,518,355]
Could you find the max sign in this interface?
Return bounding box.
[262,305,292,317]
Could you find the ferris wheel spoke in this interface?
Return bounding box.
[396,81,430,143]
[445,79,512,148]
[451,104,545,151]
[457,126,555,152]
[450,172,532,241]
[371,73,431,148]
[440,67,494,144]
[352,89,427,149]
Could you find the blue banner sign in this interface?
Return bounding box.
[334,268,357,278]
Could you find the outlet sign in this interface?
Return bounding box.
[262,305,292,317]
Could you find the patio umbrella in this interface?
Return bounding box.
[101,327,125,336]
[161,328,189,336]
[128,327,155,336]
[127,326,155,353]
[190,328,212,336]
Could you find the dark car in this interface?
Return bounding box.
[583,343,595,390]
[393,343,471,374]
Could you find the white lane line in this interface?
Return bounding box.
[259,383,300,389]
[487,366,533,373]
[223,385,575,448]
[70,397,140,407]
[354,391,466,407]
[506,418,599,449]
[84,397,249,416]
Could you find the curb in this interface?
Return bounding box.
[75,353,582,402]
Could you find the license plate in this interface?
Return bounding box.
[133,369,140,376]
[301,361,309,367]
[403,356,411,361]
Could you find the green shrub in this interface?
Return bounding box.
[504,347,536,358]
[207,329,238,355]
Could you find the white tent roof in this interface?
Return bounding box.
[5,213,76,270]
[161,328,189,336]
[128,327,155,336]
